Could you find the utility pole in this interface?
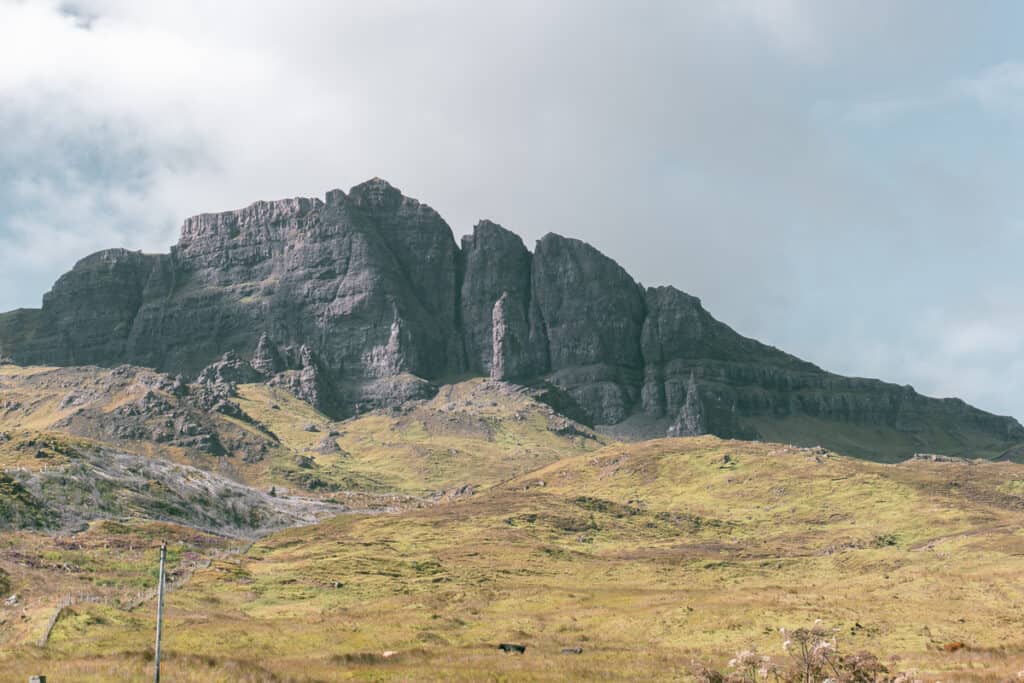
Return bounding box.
[154,541,166,683]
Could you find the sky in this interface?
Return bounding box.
[1,1,1023,419]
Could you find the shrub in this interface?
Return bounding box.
[692,622,909,683]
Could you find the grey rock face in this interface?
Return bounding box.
[530,234,647,424]
[2,179,462,417]
[640,285,1022,447]
[1,177,1022,460]
[347,178,464,372]
[490,292,530,381]
[461,220,532,375]
[158,185,453,386]
[668,374,705,437]
[4,250,163,366]
[641,285,814,430]
[251,333,284,376]
[197,351,262,389]
[267,345,339,415]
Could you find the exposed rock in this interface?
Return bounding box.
[250,333,284,376]
[668,374,705,437]
[348,178,464,372]
[353,373,436,414]
[1,447,335,534]
[0,180,465,418]
[210,399,247,420]
[911,453,965,463]
[432,483,476,502]
[1,177,1022,460]
[197,351,261,390]
[268,346,340,415]
[171,375,188,397]
[547,413,596,440]
[490,292,531,381]
[0,249,162,367]
[461,220,532,375]
[531,234,646,424]
[313,435,342,454]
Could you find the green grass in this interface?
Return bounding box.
[746,413,1016,462]
[234,379,604,496]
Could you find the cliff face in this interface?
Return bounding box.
[531,234,647,424]
[460,220,532,376]
[1,178,1021,460]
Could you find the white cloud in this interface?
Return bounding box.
[0,0,1022,421]
[719,0,826,61]
[956,61,1024,112]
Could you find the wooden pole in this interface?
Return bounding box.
[154,541,166,683]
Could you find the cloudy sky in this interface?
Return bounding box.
[1,1,1022,419]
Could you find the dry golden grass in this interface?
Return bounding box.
[234,379,604,496]
[3,437,1024,681]
[0,367,602,500]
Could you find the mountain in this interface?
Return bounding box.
[1,178,1021,461]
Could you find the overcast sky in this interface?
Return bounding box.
[1,1,1022,419]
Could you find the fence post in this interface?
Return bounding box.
[154,541,166,683]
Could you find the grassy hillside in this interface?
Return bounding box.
[0,519,240,658]
[745,413,1021,463]
[0,365,602,500]
[4,437,1024,681]
[233,379,602,496]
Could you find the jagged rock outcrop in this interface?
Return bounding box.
[251,333,285,376]
[668,374,705,437]
[197,351,262,389]
[267,345,339,415]
[461,220,532,375]
[1,177,1022,461]
[490,292,531,381]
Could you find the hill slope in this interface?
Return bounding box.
[0,364,601,502]
[5,437,1024,681]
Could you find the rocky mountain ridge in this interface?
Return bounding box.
[1,178,1021,460]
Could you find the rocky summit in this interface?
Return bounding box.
[0,178,1021,460]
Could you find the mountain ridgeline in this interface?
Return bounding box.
[1,178,1021,461]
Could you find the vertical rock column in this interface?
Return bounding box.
[460,220,533,375]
